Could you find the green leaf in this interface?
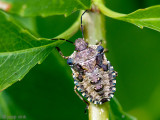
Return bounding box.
[0,0,91,17]
[94,0,160,32]
[11,15,38,36]
[0,10,62,91]
[110,97,137,120]
[118,5,160,32]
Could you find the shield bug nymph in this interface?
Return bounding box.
[52,10,117,105]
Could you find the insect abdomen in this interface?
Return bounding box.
[71,45,117,104]
[73,61,116,104]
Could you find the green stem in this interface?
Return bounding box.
[93,0,126,18]
[84,10,106,47]
[89,103,110,120]
[83,6,109,120]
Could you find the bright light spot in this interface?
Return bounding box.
[0,2,11,11]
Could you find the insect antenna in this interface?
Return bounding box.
[81,10,88,39]
[55,47,69,59]
[51,38,74,44]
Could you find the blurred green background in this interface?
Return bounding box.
[1,0,160,120]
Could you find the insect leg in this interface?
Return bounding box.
[96,40,102,45]
[51,38,73,44]
[74,86,89,106]
[55,47,69,59]
[81,10,88,38]
[96,40,109,53]
[103,48,109,53]
[115,71,118,76]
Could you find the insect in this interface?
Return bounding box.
[52,10,117,105]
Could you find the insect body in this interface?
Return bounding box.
[67,38,117,104]
[53,10,117,105]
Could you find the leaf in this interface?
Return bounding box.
[0,10,62,91]
[11,15,38,36]
[0,53,88,120]
[0,0,91,17]
[109,97,137,120]
[94,0,160,32]
[118,5,160,32]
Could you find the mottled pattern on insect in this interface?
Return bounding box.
[52,10,117,105]
[67,38,117,104]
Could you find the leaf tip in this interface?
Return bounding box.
[138,25,144,29]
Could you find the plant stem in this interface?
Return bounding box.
[83,6,109,120]
[83,9,106,47]
[89,103,109,120]
[93,0,126,18]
